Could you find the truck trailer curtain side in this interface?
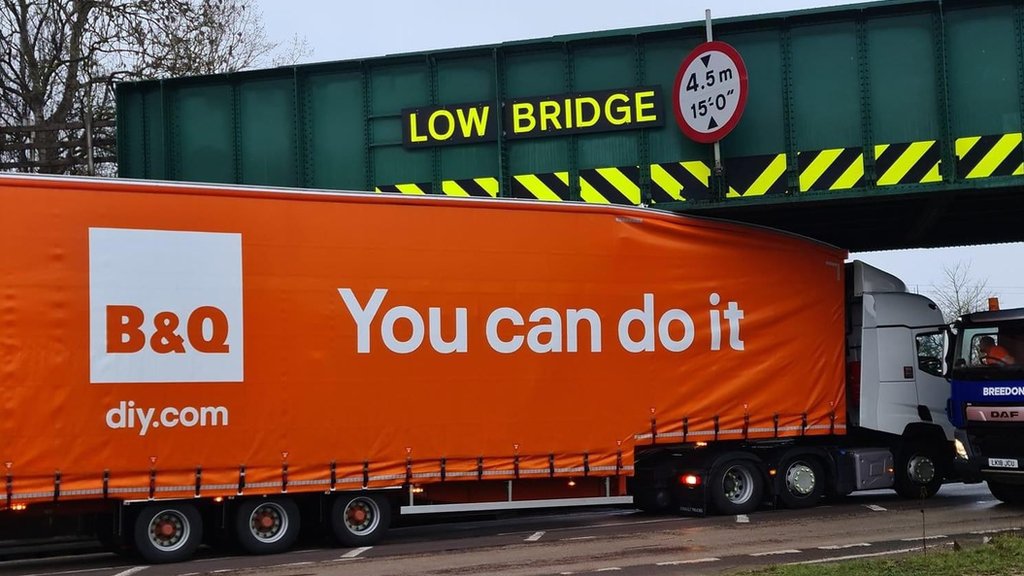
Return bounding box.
[0,174,846,508]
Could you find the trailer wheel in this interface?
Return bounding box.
[988,481,1024,505]
[330,493,391,547]
[894,446,942,499]
[234,497,300,555]
[132,503,203,564]
[710,458,763,515]
[778,456,825,509]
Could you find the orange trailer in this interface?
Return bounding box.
[1,174,949,562]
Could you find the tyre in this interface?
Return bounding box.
[234,497,300,555]
[330,493,391,547]
[132,503,203,564]
[894,446,942,499]
[709,458,764,515]
[988,480,1024,505]
[778,456,825,509]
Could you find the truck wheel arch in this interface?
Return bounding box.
[895,425,949,499]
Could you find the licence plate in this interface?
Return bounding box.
[988,458,1020,469]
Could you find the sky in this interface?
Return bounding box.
[253,0,1024,309]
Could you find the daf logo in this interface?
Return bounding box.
[965,406,1024,422]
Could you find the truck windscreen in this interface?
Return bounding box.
[951,320,1024,381]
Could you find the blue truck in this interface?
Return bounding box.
[948,308,1024,504]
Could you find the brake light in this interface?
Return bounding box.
[679,473,702,487]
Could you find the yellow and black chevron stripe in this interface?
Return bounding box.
[511,172,570,201]
[442,177,499,197]
[725,154,787,197]
[579,166,641,205]
[650,161,712,202]
[956,133,1024,180]
[375,182,432,195]
[874,141,941,185]
[798,148,864,192]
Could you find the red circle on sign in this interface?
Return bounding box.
[673,40,749,144]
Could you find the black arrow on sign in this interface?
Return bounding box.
[708,116,719,130]
[701,55,712,67]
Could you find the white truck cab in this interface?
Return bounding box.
[845,261,953,497]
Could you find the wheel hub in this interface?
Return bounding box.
[147,510,188,552]
[343,498,381,535]
[786,463,816,495]
[247,502,288,543]
[907,455,936,484]
[157,521,176,538]
[722,466,754,504]
[258,514,275,530]
[349,507,368,525]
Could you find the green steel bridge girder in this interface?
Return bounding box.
[117,0,1024,252]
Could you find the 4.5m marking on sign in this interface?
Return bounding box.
[673,41,748,143]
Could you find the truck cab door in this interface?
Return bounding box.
[874,325,924,433]
[913,329,954,440]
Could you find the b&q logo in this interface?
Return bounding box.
[89,228,243,384]
[106,305,231,354]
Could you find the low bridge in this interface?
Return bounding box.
[117,0,1024,251]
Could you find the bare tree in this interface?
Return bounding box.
[929,261,995,322]
[0,0,295,174]
[270,33,314,67]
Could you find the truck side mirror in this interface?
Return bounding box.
[941,326,954,378]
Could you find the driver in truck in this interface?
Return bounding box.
[978,335,1015,366]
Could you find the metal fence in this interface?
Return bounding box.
[0,118,117,174]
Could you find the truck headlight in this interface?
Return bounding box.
[954,438,969,460]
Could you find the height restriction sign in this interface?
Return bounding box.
[673,41,748,144]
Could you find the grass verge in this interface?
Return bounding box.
[741,534,1024,576]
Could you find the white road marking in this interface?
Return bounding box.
[735,514,750,523]
[20,568,122,576]
[656,558,721,565]
[525,531,545,542]
[271,562,313,568]
[341,546,373,558]
[970,528,1021,535]
[750,549,802,557]
[864,504,887,511]
[788,546,922,564]
[212,571,233,574]
[596,568,621,572]
[818,543,871,550]
[900,535,947,541]
[565,536,597,541]
[112,568,149,576]
[496,516,689,537]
